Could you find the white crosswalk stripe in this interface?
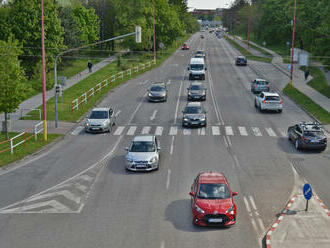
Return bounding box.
[251,127,262,136]
[113,126,125,135]
[126,126,137,135]
[169,126,178,135]
[212,126,220,135]
[141,126,151,134]
[277,128,287,137]
[198,127,206,135]
[225,126,234,136]
[183,129,191,135]
[265,127,277,137]
[155,126,163,136]
[238,126,248,136]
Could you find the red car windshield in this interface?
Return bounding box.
[197,183,230,199]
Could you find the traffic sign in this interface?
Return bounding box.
[303,183,312,200]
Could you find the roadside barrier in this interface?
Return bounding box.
[0,121,44,155]
[71,60,156,111]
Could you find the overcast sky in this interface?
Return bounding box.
[187,0,234,10]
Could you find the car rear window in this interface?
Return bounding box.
[303,131,324,137]
[256,81,268,85]
[265,96,280,101]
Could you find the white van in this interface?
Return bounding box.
[188,57,206,80]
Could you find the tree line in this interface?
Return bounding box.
[222,0,330,67]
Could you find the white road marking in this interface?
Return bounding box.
[160,241,165,248]
[169,126,178,136]
[113,126,125,136]
[249,196,257,211]
[198,127,206,135]
[28,190,81,204]
[252,127,262,136]
[115,110,121,117]
[223,136,229,148]
[139,80,149,85]
[257,217,265,232]
[166,170,171,189]
[183,129,191,135]
[155,126,163,136]
[265,127,277,137]
[1,200,72,213]
[126,126,137,135]
[227,136,232,147]
[167,80,171,85]
[238,126,248,136]
[78,174,94,183]
[74,182,88,193]
[243,196,252,214]
[251,218,259,235]
[211,126,220,135]
[173,81,183,124]
[150,110,158,121]
[225,126,234,136]
[128,93,146,124]
[71,126,84,135]
[141,126,151,134]
[170,136,175,155]
[278,128,287,137]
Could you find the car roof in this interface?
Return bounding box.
[132,135,155,142]
[300,122,322,131]
[190,58,204,64]
[196,50,205,53]
[263,92,279,96]
[190,82,203,86]
[198,172,227,184]
[255,78,267,82]
[92,107,110,111]
[237,56,246,59]
[186,102,202,107]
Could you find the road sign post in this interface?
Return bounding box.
[303,183,312,211]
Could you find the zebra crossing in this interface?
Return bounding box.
[107,125,287,138]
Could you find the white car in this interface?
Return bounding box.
[255,92,283,113]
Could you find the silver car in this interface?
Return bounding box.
[147,82,167,102]
[85,107,116,133]
[125,135,161,171]
[251,78,270,94]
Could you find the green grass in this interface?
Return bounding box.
[25,34,192,122]
[0,133,61,167]
[300,66,330,98]
[283,84,330,124]
[241,40,273,57]
[224,36,272,63]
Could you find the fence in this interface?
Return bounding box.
[0,121,44,155]
[71,60,156,111]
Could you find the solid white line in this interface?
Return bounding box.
[249,196,257,211]
[71,126,84,135]
[173,81,183,124]
[238,126,248,136]
[265,127,277,137]
[252,127,262,136]
[251,219,259,234]
[115,110,121,117]
[257,217,265,232]
[160,241,165,248]
[155,126,163,136]
[166,169,171,189]
[126,126,137,135]
[113,126,125,136]
[141,126,151,134]
[225,126,234,136]
[198,127,206,135]
[212,126,220,135]
[128,93,146,124]
[150,110,158,121]
[223,136,229,148]
[243,196,252,213]
[167,80,171,85]
[169,126,178,136]
[183,129,191,135]
[170,136,175,155]
[226,136,232,147]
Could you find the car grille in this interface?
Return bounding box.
[91,124,101,127]
[202,214,229,225]
[135,161,148,164]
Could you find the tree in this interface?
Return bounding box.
[0,37,26,140]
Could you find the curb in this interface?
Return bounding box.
[315,194,330,217]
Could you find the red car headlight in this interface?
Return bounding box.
[226,205,234,214]
[195,204,205,214]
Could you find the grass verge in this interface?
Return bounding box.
[224,36,272,63]
[300,66,330,98]
[283,84,330,124]
[0,133,61,167]
[241,40,273,57]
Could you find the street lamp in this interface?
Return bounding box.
[247,0,252,49]
[289,0,297,87]
[152,0,156,63]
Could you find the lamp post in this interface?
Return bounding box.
[247,1,252,49]
[41,0,47,141]
[289,0,297,87]
[152,0,156,63]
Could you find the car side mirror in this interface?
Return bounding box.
[232,192,238,196]
[125,147,129,151]
[189,191,195,197]
[157,146,161,150]
[187,67,189,70]
[205,68,207,71]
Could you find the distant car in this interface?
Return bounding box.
[235,56,247,66]
[189,171,238,226]
[85,107,116,133]
[200,34,204,39]
[251,78,270,94]
[187,82,206,101]
[147,82,167,102]
[195,50,206,60]
[288,122,327,151]
[181,43,190,50]
[255,92,283,113]
[125,135,161,171]
[182,102,207,127]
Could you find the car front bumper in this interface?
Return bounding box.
[193,212,236,226]
[126,162,159,171]
[85,126,108,133]
[182,119,206,127]
[188,95,206,101]
[148,95,166,102]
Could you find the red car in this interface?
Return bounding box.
[189,172,238,226]
[181,43,189,50]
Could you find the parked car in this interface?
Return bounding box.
[85,107,116,133]
[147,82,167,102]
[182,102,207,127]
[288,122,327,151]
[189,171,238,226]
[235,56,247,66]
[251,79,270,94]
[125,135,161,171]
[181,43,190,50]
[187,82,206,101]
[255,92,282,113]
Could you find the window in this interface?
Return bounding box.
[130,141,156,152]
[197,183,230,199]
[89,111,108,119]
[265,96,280,101]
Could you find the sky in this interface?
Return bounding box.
[187,0,234,10]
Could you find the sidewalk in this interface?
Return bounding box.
[232,36,267,58]
[10,120,76,135]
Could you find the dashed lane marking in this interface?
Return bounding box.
[265,127,277,137]
[252,127,262,136]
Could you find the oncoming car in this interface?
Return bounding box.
[181,43,189,50]
[187,82,206,101]
[85,107,116,133]
[147,82,167,102]
[235,56,247,66]
[182,102,207,127]
[189,172,238,226]
[125,135,161,171]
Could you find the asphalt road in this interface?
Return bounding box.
[0,32,329,248]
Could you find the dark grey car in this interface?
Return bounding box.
[182,102,207,128]
[187,82,206,101]
[148,83,167,102]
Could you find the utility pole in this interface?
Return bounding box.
[289,0,297,87]
[41,0,47,141]
[152,0,156,63]
[248,1,252,49]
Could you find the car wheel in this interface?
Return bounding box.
[278,109,282,113]
[319,147,326,152]
[254,100,258,108]
[259,104,263,112]
[295,139,301,150]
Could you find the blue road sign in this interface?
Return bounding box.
[303,184,312,200]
